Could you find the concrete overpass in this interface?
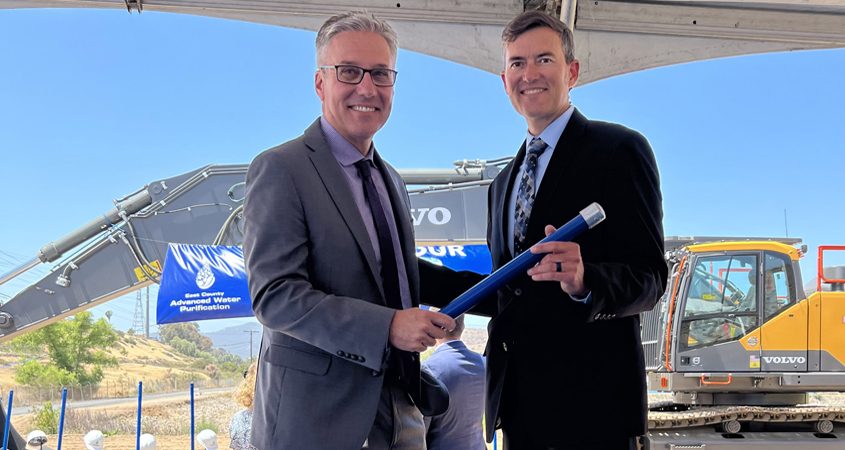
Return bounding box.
[1,1,843,84]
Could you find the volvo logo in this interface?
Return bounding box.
[763,356,806,364]
[410,207,452,226]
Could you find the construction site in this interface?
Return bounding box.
[1,1,844,449]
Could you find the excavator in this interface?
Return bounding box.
[643,238,845,448]
[2,162,844,448]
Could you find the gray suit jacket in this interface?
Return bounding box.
[243,119,421,450]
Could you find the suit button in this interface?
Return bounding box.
[336,350,345,357]
[514,288,523,296]
[410,353,417,362]
[502,342,508,352]
[371,370,380,377]
[360,356,366,363]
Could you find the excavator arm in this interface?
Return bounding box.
[0,161,503,342]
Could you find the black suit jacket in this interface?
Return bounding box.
[481,109,667,444]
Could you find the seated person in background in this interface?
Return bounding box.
[196,429,219,450]
[742,269,759,311]
[83,430,104,450]
[744,270,779,312]
[229,362,257,450]
[423,314,486,450]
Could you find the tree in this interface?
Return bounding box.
[158,322,212,352]
[11,311,118,385]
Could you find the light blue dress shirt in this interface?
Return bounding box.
[506,105,575,256]
[505,106,591,303]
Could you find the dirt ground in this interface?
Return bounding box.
[39,433,233,450]
[16,388,504,450]
[21,394,845,449]
[13,391,240,449]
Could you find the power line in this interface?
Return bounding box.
[244,330,259,361]
[0,249,27,261]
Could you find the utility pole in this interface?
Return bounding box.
[145,286,150,338]
[244,330,259,361]
[132,290,144,334]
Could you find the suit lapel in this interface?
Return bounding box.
[302,120,384,301]
[530,109,589,227]
[495,142,526,262]
[374,152,420,306]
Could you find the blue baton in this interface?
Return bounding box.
[439,202,606,318]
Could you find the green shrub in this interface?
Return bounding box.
[195,415,218,433]
[32,402,59,434]
[15,361,77,386]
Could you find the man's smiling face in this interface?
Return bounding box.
[502,26,579,135]
[316,31,395,154]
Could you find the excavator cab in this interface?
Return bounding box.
[676,252,759,373]
[673,246,806,374]
[645,241,845,448]
[678,253,758,357]
[647,240,845,406]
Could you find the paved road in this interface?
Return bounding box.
[11,386,234,416]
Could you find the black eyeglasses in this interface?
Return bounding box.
[319,64,398,87]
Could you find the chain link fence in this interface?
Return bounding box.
[0,377,238,407]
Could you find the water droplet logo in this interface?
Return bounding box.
[196,263,215,289]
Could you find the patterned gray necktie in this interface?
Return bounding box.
[514,137,548,255]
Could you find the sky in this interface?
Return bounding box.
[1,8,844,339]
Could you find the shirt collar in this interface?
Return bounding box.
[436,339,465,350]
[525,104,575,152]
[320,117,374,166]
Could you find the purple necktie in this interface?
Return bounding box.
[355,159,403,310]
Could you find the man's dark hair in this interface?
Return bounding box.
[502,11,575,63]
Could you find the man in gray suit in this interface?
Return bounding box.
[244,11,475,450]
[423,315,486,450]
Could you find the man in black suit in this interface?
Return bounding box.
[480,11,668,449]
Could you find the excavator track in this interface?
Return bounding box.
[648,405,845,430]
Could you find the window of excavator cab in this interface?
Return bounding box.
[679,254,759,350]
[763,252,795,319]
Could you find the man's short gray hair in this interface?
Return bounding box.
[316,11,398,64]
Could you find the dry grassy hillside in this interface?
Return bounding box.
[0,333,228,399]
[101,334,216,389]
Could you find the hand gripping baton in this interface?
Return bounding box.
[439,202,606,318]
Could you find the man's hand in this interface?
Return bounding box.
[527,225,587,297]
[389,309,456,353]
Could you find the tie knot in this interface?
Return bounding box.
[527,137,547,156]
[355,159,373,179]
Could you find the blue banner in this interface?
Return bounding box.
[156,244,254,324]
[416,244,492,275]
[156,243,492,323]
